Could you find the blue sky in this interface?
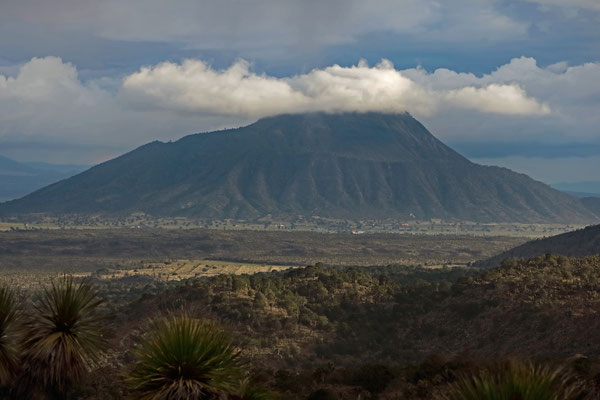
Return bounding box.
[0,0,598,186]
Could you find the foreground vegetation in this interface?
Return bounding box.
[2,254,600,398]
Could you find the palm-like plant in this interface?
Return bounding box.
[0,286,20,386]
[20,275,105,396]
[442,360,582,400]
[128,314,242,399]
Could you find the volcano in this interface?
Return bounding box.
[1,112,597,223]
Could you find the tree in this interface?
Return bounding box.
[128,314,242,399]
[20,275,105,398]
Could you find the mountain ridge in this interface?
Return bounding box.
[1,112,597,223]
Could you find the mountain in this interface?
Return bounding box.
[0,112,598,223]
[476,224,600,267]
[581,197,600,215]
[0,154,89,202]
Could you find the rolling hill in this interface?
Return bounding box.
[476,223,600,267]
[0,154,88,202]
[0,112,597,223]
[552,180,600,197]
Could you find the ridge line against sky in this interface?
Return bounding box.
[0,0,598,184]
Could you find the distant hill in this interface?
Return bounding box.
[552,181,600,197]
[22,161,90,176]
[560,190,599,198]
[0,154,89,202]
[0,112,598,223]
[476,224,600,267]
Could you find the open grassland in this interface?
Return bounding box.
[95,259,295,281]
[0,228,524,288]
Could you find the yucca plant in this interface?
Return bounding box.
[442,359,583,400]
[0,286,20,387]
[20,275,105,397]
[128,314,243,399]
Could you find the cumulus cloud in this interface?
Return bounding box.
[442,84,550,116]
[0,57,111,140]
[0,56,599,164]
[401,56,600,142]
[121,59,549,118]
[0,57,250,162]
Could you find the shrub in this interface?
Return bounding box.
[442,360,582,400]
[20,275,105,395]
[353,364,394,395]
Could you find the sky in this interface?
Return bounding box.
[0,0,598,186]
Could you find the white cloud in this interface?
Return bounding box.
[0,57,110,139]
[0,56,599,165]
[0,57,250,162]
[443,84,550,116]
[401,56,600,141]
[121,58,549,118]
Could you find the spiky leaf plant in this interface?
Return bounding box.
[128,314,242,400]
[0,286,20,386]
[20,275,105,395]
[442,360,583,400]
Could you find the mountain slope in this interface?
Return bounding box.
[0,154,89,202]
[581,197,600,215]
[476,224,600,267]
[0,112,597,223]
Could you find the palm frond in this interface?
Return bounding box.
[20,274,105,393]
[128,314,242,400]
